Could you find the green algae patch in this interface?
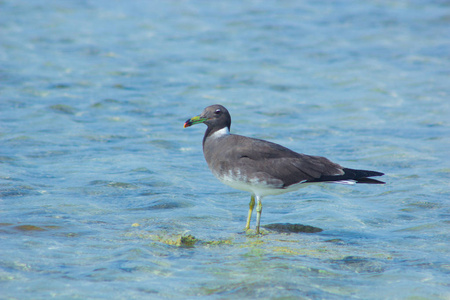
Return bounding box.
[272,246,329,257]
[272,246,302,255]
[154,234,199,247]
[153,234,233,247]
[204,239,233,246]
[177,235,198,247]
[128,229,235,248]
[244,228,270,236]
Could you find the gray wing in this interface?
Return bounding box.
[225,135,345,187]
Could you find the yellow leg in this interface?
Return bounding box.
[245,195,255,231]
[255,196,262,234]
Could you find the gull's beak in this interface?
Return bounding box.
[184,115,208,128]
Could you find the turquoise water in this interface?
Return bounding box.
[1,1,449,299]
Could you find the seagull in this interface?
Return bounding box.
[184,104,385,234]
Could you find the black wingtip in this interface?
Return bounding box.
[355,177,385,184]
[308,168,385,184]
[345,168,385,184]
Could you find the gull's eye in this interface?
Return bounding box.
[214,108,221,115]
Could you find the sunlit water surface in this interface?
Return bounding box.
[1,1,449,299]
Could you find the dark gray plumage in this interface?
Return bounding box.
[184,104,384,234]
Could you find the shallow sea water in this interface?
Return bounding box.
[1,1,449,299]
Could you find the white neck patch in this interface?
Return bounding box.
[210,127,230,139]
